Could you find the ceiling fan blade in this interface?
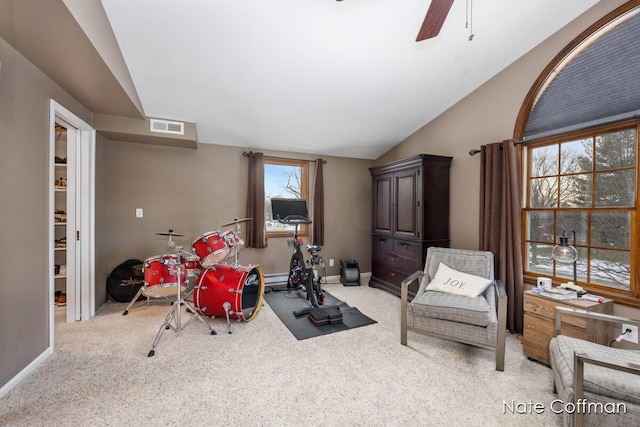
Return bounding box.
[416,0,455,41]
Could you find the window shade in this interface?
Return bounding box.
[525,11,640,140]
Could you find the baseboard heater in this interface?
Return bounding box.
[264,273,289,287]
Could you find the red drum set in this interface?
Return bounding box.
[129,218,265,357]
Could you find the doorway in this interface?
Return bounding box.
[49,100,96,343]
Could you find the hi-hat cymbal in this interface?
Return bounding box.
[221,217,252,227]
[155,229,185,237]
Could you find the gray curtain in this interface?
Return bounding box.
[479,140,524,334]
[312,159,325,245]
[245,152,267,248]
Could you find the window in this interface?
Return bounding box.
[264,158,309,237]
[523,124,638,301]
[517,3,640,305]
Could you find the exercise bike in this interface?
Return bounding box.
[285,218,325,307]
[271,199,325,311]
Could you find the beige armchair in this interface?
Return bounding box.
[549,307,640,427]
[400,247,508,371]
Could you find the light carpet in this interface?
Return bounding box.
[0,281,561,426]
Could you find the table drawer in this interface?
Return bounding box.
[523,293,587,329]
[523,312,585,365]
[523,313,552,365]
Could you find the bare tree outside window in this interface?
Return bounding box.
[264,159,309,235]
[524,128,635,292]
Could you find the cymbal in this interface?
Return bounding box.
[155,230,185,237]
[221,217,252,227]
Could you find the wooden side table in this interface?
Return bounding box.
[523,290,613,366]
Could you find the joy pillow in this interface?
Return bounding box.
[426,262,492,298]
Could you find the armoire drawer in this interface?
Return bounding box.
[371,263,411,286]
[393,239,421,260]
[372,236,393,252]
[387,254,421,274]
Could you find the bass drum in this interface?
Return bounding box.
[193,265,265,321]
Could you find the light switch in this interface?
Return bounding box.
[136,208,143,218]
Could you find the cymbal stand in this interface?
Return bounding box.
[231,219,242,268]
[171,244,199,300]
[147,244,216,357]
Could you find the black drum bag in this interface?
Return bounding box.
[107,259,145,302]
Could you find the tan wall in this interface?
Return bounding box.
[0,36,93,387]
[377,0,628,251]
[105,141,373,279]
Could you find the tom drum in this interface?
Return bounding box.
[142,254,187,298]
[191,231,231,267]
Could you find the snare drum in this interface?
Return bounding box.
[184,256,201,277]
[193,264,265,321]
[222,229,244,249]
[192,231,231,267]
[142,254,187,298]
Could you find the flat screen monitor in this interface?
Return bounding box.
[271,198,309,221]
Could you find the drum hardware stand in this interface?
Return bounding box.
[122,285,174,316]
[221,217,251,268]
[223,302,232,334]
[147,241,216,358]
[200,281,234,334]
[157,229,201,303]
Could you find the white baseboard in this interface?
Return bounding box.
[329,272,371,285]
[0,346,53,399]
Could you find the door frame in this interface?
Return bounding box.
[49,100,96,345]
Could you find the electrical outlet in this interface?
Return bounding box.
[329,259,334,267]
[622,324,638,344]
[136,208,143,218]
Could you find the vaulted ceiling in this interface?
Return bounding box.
[1,0,608,159]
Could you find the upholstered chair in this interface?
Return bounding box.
[400,247,508,371]
[549,307,640,427]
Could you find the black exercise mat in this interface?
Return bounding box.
[264,288,376,340]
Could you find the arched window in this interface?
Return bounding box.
[516,1,640,306]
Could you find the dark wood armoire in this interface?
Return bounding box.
[369,154,452,297]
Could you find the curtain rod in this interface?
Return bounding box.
[468,139,525,156]
[243,151,327,164]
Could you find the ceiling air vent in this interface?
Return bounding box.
[150,118,184,135]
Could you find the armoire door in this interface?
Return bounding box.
[372,173,393,236]
[393,168,420,239]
